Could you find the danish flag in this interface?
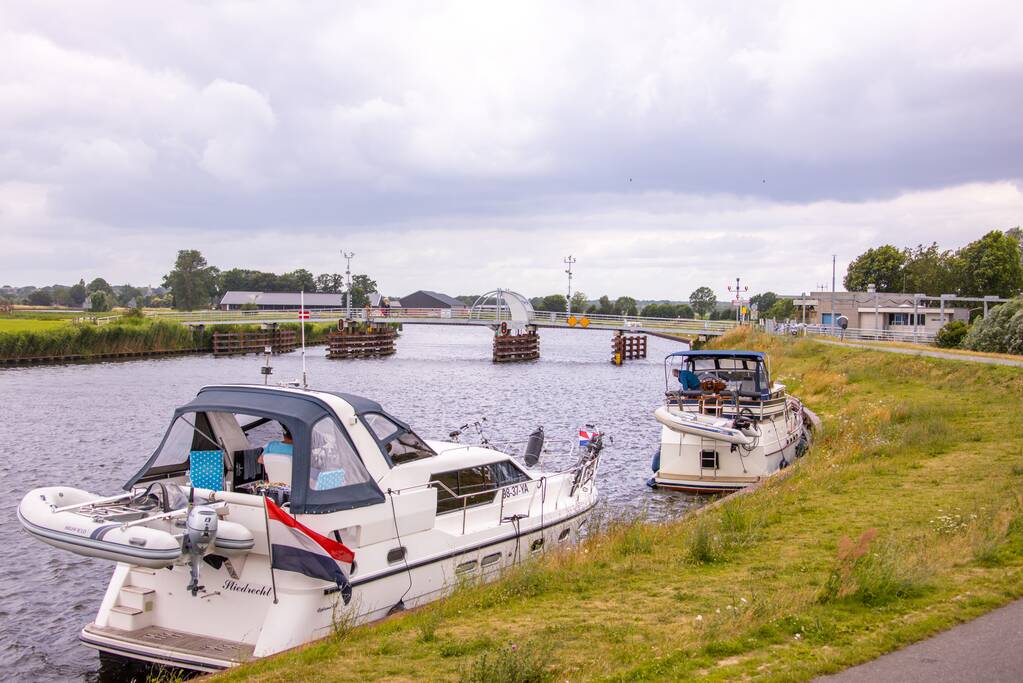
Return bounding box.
[298,309,310,320]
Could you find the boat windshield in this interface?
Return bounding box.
[665,354,770,399]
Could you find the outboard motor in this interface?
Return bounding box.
[183,505,218,596]
[523,426,545,467]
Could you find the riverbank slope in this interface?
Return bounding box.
[217,328,1023,682]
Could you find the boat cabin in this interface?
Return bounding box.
[664,350,777,403]
[124,385,443,514]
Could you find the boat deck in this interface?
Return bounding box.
[82,623,254,670]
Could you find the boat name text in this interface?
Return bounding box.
[223,580,272,597]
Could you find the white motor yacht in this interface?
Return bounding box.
[648,350,807,493]
[18,384,604,671]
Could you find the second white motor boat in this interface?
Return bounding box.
[649,350,808,493]
[18,384,604,672]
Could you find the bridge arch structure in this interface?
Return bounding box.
[469,289,534,326]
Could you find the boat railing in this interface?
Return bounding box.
[666,392,777,421]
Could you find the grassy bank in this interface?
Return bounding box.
[216,327,1023,682]
[0,319,336,361]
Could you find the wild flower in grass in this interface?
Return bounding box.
[818,528,876,603]
[929,507,973,535]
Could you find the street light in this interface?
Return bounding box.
[564,255,576,316]
[341,250,354,320]
[867,283,878,335]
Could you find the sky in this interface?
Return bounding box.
[1,1,1022,301]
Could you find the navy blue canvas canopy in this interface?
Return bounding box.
[125,385,386,514]
[664,350,765,359]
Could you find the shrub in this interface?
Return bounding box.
[934,320,970,348]
[962,296,1023,353]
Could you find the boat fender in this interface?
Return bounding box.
[524,426,544,467]
[651,449,661,473]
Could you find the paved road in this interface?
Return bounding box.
[815,339,1023,368]
[816,599,1023,682]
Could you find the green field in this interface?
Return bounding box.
[216,327,1023,682]
[0,318,71,332]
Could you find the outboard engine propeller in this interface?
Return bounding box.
[183,505,218,596]
[523,426,545,467]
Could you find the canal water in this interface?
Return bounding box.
[0,325,704,682]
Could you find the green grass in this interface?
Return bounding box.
[0,318,71,332]
[215,328,1023,682]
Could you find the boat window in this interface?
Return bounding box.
[700,450,718,470]
[490,460,530,487]
[434,471,462,513]
[151,412,218,472]
[309,418,373,492]
[458,466,498,507]
[363,413,436,466]
[431,461,527,515]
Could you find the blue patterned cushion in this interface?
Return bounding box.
[315,469,346,491]
[189,450,225,491]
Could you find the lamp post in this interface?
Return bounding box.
[830,254,836,335]
[867,283,878,335]
[341,250,354,320]
[564,255,576,316]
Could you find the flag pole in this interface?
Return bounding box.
[262,493,279,604]
[300,290,307,389]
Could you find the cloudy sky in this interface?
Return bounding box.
[2,1,1021,300]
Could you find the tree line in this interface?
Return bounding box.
[526,286,733,319]
[163,250,379,311]
[0,278,164,312]
[843,228,1023,297]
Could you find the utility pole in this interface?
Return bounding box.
[564,255,576,316]
[830,254,836,333]
[341,250,354,320]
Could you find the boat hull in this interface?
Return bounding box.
[651,403,806,494]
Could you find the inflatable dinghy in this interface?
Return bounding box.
[653,406,760,446]
[18,486,254,568]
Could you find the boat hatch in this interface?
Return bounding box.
[124,386,385,514]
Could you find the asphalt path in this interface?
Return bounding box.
[815,339,1023,368]
[816,599,1023,682]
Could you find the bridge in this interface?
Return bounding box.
[145,289,736,362]
[147,307,735,338]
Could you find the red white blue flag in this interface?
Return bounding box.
[579,429,596,446]
[265,497,354,603]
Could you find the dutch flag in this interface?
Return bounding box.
[579,429,596,446]
[265,497,355,604]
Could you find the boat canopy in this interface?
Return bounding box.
[125,386,386,514]
[664,350,771,399]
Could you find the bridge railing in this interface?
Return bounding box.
[527,310,736,332]
[145,306,738,333]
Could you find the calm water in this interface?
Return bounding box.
[0,325,703,682]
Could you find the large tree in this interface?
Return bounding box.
[902,243,956,295]
[87,277,114,294]
[315,273,344,293]
[954,230,1023,297]
[689,286,717,318]
[843,245,906,292]
[68,279,87,306]
[162,250,221,310]
[613,296,638,316]
[27,288,53,306]
[750,292,778,316]
[279,269,316,292]
[569,291,589,313]
[349,274,378,308]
